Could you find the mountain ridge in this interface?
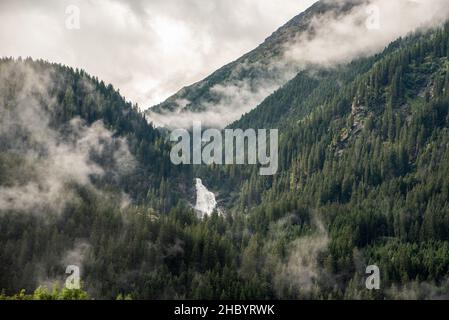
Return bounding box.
[146,0,364,128]
[2,1,449,300]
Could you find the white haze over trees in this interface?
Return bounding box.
[0,61,138,292]
[0,0,317,109]
[0,62,135,215]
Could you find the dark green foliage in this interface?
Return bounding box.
[201,23,449,299]
[2,23,449,300]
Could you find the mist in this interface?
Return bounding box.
[148,0,449,129]
[0,61,135,215]
[273,218,329,299]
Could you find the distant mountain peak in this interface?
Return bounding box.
[145,0,362,129]
[145,0,448,129]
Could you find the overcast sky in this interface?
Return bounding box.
[0,0,317,109]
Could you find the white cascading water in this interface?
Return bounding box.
[194,178,217,218]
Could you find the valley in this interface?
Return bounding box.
[1,0,449,301]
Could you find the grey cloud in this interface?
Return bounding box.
[284,0,449,67]
[149,0,449,129]
[0,0,317,109]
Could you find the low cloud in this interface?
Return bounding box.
[0,61,135,215]
[273,218,329,299]
[62,240,92,269]
[149,0,449,129]
[0,0,317,109]
[387,279,449,300]
[284,0,449,67]
[147,76,288,128]
[37,240,92,291]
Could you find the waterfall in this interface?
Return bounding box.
[194,178,217,218]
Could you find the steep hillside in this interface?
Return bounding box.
[146,0,362,128]
[199,24,449,298]
[2,15,449,302]
[0,58,296,300]
[0,58,188,209]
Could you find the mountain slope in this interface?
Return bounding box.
[0,58,276,299]
[146,0,363,128]
[2,7,449,301]
[146,0,449,129]
[0,58,189,209]
[198,23,449,298]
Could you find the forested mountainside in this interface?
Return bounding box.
[0,58,196,298]
[2,22,449,301]
[199,23,449,299]
[146,0,361,127]
[0,58,188,208]
[0,57,315,300]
